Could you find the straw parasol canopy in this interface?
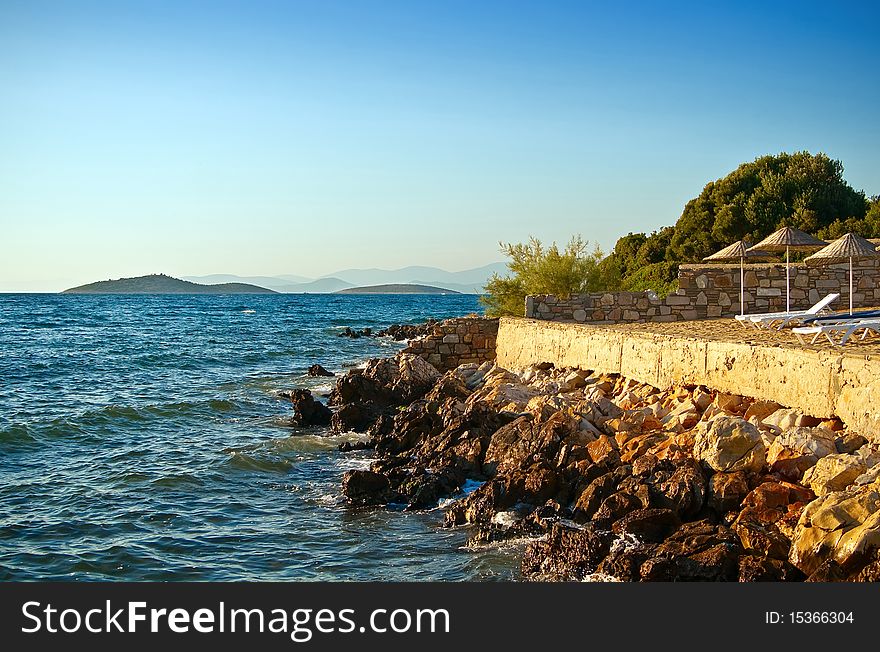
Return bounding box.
[702,240,776,316]
[804,233,880,315]
[747,227,827,311]
[747,226,827,252]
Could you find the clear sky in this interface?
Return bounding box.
[1,0,878,291]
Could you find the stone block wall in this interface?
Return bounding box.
[526,259,880,324]
[404,317,498,371]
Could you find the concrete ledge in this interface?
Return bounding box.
[496,317,880,439]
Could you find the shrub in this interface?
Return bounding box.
[480,236,612,317]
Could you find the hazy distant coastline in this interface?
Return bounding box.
[336,284,461,295]
[183,263,504,294]
[62,274,277,295]
[62,274,466,295]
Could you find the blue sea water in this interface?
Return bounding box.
[0,294,521,581]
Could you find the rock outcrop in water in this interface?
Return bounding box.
[328,348,880,582]
[376,321,439,341]
[307,364,335,377]
[289,389,332,427]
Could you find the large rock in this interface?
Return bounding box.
[586,434,619,465]
[484,411,580,476]
[612,508,680,543]
[693,416,766,473]
[732,481,814,559]
[638,520,743,581]
[397,354,441,391]
[801,453,868,496]
[654,458,707,519]
[708,471,750,514]
[342,470,391,506]
[307,364,334,377]
[789,483,880,575]
[766,426,837,481]
[521,523,614,580]
[761,408,822,435]
[330,401,376,433]
[468,379,539,412]
[572,466,631,522]
[289,389,332,427]
[330,354,439,408]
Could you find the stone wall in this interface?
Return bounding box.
[404,317,498,372]
[495,317,880,440]
[526,259,880,324]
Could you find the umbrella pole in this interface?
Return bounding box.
[786,245,790,312]
[850,256,853,315]
[740,256,745,316]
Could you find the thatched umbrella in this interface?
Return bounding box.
[702,240,775,316]
[747,227,827,312]
[804,233,880,315]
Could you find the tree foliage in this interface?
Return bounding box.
[604,152,870,293]
[817,195,880,239]
[480,236,612,316]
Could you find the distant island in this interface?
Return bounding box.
[63,274,277,294]
[335,284,460,295]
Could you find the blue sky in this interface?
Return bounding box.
[1,0,878,291]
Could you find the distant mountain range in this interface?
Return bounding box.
[183,262,505,294]
[63,274,277,295]
[336,284,461,295]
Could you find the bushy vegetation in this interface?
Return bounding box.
[480,236,613,317]
[482,152,876,314]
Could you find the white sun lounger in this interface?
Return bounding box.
[792,319,880,345]
[734,293,839,330]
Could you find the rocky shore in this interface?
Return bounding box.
[290,338,880,582]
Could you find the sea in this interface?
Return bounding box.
[0,294,522,581]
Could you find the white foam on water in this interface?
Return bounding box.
[242,310,256,314]
[491,510,521,527]
[435,478,485,510]
[609,531,641,555]
[581,572,621,582]
[463,532,546,552]
[334,455,373,471]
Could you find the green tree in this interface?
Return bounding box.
[605,152,870,293]
[480,236,611,317]
[818,196,880,239]
[667,152,866,262]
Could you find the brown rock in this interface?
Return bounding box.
[587,434,619,465]
[744,399,783,423]
[342,470,391,506]
[655,458,708,519]
[307,364,334,377]
[789,483,880,575]
[801,453,868,496]
[766,426,837,481]
[521,523,614,580]
[593,491,643,526]
[836,433,869,455]
[733,481,814,559]
[708,471,751,513]
[693,416,766,473]
[612,508,680,542]
[849,560,880,582]
[715,393,746,414]
[638,520,742,581]
[619,433,667,463]
[290,389,332,427]
[738,555,804,582]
